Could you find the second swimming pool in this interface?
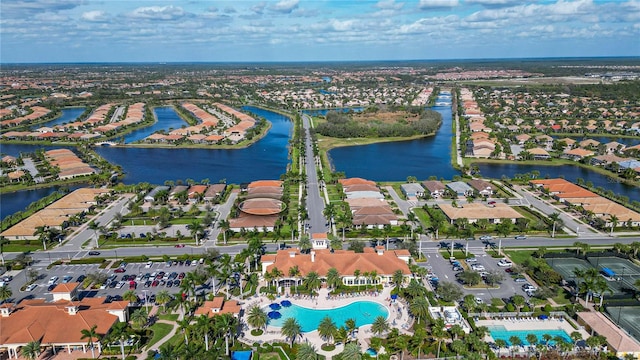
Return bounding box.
[267,301,389,332]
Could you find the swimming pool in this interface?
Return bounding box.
[488,325,573,346]
[231,350,252,360]
[267,301,389,332]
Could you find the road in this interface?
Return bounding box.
[301,114,328,234]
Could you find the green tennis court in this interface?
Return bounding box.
[606,306,640,342]
[587,257,640,290]
[546,257,592,280]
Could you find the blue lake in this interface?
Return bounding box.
[93,106,292,184]
[0,185,82,220]
[328,103,458,180]
[122,106,189,143]
[33,107,85,128]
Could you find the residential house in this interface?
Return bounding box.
[422,180,446,198]
[400,183,425,199]
[446,181,474,197]
[144,186,170,203]
[438,203,524,224]
[194,297,241,318]
[467,179,496,197]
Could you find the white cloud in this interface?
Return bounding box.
[269,0,299,13]
[251,2,267,14]
[81,10,108,22]
[129,5,186,20]
[1,0,82,15]
[376,0,405,10]
[418,0,459,10]
[464,0,529,8]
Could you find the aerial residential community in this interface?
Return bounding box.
[1,1,640,360]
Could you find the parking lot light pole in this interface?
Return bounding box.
[142,290,149,312]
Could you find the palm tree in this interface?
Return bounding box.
[246,305,268,332]
[609,214,619,236]
[155,290,172,313]
[353,269,361,291]
[217,219,230,244]
[392,269,404,289]
[326,267,341,290]
[157,343,180,360]
[450,339,466,359]
[88,220,100,248]
[297,342,318,360]
[0,286,12,302]
[0,236,9,266]
[281,317,302,347]
[317,316,337,344]
[494,339,507,357]
[177,318,191,345]
[303,271,321,293]
[409,297,429,324]
[196,314,212,351]
[526,333,538,358]
[130,308,148,330]
[509,336,521,358]
[548,212,562,237]
[188,219,204,245]
[431,318,447,359]
[341,342,362,360]
[20,341,41,360]
[345,318,357,340]
[371,315,389,336]
[288,265,300,293]
[122,290,138,303]
[80,324,99,359]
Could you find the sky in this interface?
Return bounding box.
[1,0,639,63]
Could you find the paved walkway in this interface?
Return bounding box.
[146,319,179,354]
[240,286,413,358]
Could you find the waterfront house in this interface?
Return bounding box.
[422,180,446,198]
[527,147,551,160]
[144,186,170,203]
[203,184,226,202]
[467,179,496,196]
[563,148,594,161]
[446,181,474,197]
[400,183,425,199]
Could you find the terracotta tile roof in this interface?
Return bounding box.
[249,180,282,188]
[577,312,640,353]
[438,203,524,221]
[265,248,410,277]
[339,178,376,187]
[0,297,125,346]
[51,282,79,293]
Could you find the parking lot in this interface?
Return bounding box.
[12,260,211,305]
[421,243,531,303]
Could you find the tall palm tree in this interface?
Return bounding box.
[20,341,41,360]
[288,265,300,293]
[548,212,562,237]
[281,317,302,347]
[214,313,237,355]
[392,269,404,289]
[609,214,619,236]
[371,316,389,336]
[130,308,148,330]
[155,290,172,313]
[217,219,230,244]
[0,236,9,266]
[0,286,12,302]
[196,314,212,351]
[317,316,337,344]
[188,219,204,245]
[297,342,318,360]
[431,318,447,359]
[246,305,268,332]
[303,271,321,293]
[80,325,99,359]
[122,290,138,303]
[450,339,466,360]
[341,342,362,360]
[157,343,180,360]
[344,318,357,340]
[353,269,361,291]
[177,318,192,345]
[326,267,341,290]
[409,297,429,324]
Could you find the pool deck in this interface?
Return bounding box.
[240,286,412,358]
[475,318,589,355]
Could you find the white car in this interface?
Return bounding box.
[25,284,37,292]
[497,259,513,267]
[48,276,59,285]
[116,281,126,289]
[466,258,478,263]
[479,235,492,241]
[471,264,485,271]
[145,261,153,269]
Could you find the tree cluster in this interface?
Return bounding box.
[313,109,442,138]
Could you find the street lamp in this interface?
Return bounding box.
[142,290,149,312]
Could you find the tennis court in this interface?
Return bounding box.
[587,257,640,290]
[546,257,592,281]
[606,306,640,342]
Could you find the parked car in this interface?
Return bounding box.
[2,275,14,282]
[497,259,513,267]
[145,261,153,269]
[76,275,86,282]
[514,277,528,283]
[47,284,56,291]
[466,257,478,263]
[114,268,126,273]
[174,244,185,248]
[62,275,73,283]
[25,284,37,292]
[48,276,59,285]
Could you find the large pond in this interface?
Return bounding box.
[0,185,82,220]
[122,106,189,143]
[328,102,458,180]
[93,106,292,184]
[32,107,85,128]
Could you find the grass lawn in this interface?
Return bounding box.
[504,250,535,264]
[146,323,174,349]
[157,314,179,321]
[412,208,432,229]
[552,288,573,305]
[258,353,281,360]
[3,243,42,252]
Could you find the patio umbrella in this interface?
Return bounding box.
[281,300,292,307]
[268,311,282,319]
[269,303,282,310]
